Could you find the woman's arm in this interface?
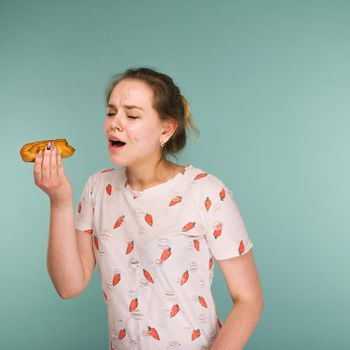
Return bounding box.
[47,200,92,299]
[210,250,264,350]
[34,144,91,299]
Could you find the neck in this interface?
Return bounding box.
[126,157,174,191]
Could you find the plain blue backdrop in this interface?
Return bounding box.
[1,0,349,349]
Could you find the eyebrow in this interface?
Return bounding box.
[107,103,144,111]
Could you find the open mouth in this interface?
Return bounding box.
[109,139,126,150]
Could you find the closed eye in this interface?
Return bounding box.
[106,112,138,119]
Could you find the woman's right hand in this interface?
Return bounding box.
[34,142,73,205]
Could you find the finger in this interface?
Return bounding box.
[33,149,43,183]
[50,144,58,180]
[56,148,65,177]
[42,142,52,181]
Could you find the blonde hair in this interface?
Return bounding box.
[181,95,200,138]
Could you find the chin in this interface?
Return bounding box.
[108,156,128,167]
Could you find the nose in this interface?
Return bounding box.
[109,112,123,131]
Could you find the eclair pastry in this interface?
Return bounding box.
[20,139,75,162]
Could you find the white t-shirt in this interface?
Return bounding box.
[74,163,253,350]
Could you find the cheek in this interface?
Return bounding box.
[133,133,153,147]
[103,118,110,133]
[130,126,152,141]
[129,125,159,148]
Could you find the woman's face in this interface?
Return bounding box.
[104,79,169,167]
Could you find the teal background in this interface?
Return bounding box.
[1,0,349,349]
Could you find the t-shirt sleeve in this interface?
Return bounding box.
[203,176,253,260]
[74,174,96,234]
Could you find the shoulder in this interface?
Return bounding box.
[188,164,228,194]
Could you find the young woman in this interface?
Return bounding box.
[34,67,263,350]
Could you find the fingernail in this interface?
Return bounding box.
[38,150,42,156]
[46,142,51,150]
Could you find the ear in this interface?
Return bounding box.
[160,118,178,142]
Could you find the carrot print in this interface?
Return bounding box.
[209,257,214,270]
[112,273,121,286]
[191,329,201,341]
[160,247,171,263]
[169,195,182,206]
[193,239,200,252]
[125,241,134,254]
[93,236,99,251]
[170,304,180,318]
[84,229,93,235]
[77,201,82,213]
[213,223,222,239]
[180,270,189,285]
[113,215,125,229]
[194,172,207,180]
[143,269,154,284]
[204,197,212,211]
[144,213,153,226]
[179,167,187,175]
[129,297,138,312]
[238,240,245,255]
[118,328,126,340]
[182,221,195,232]
[198,296,208,308]
[148,326,160,340]
[101,168,114,173]
[219,188,226,201]
[106,184,112,195]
